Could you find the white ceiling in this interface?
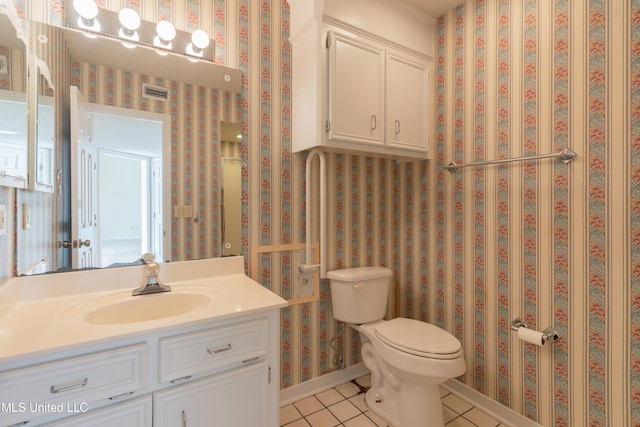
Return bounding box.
[394,0,465,18]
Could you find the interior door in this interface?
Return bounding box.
[70,86,97,269]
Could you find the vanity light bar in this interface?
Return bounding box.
[63,0,214,63]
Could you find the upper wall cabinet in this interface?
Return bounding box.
[327,31,385,147]
[385,51,430,152]
[289,0,436,160]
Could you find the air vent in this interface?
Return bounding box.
[142,83,169,101]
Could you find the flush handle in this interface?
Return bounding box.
[353,281,364,289]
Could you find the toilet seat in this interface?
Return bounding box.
[374,318,463,360]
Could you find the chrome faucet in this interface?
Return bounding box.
[132,253,171,296]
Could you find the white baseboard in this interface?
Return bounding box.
[279,363,369,406]
[442,379,542,427]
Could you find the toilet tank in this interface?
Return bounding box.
[327,267,393,324]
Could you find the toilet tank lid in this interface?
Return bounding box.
[326,266,393,281]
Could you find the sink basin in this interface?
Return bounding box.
[62,286,219,325]
[85,293,211,325]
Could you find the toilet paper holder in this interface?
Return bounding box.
[510,318,560,345]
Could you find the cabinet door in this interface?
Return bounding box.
[327,30,385,146]
[386,52,430,152]
[154,360,269,427]
[43,396,152,427]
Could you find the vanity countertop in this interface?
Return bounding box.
[0,256,287,366]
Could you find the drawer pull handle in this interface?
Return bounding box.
[110,391,135,400]
[207,344,232,355]
[50,378,88,394]
[182,410,187,427]
[242,356,260,364]
[170,375,193,384]
[9,422,30,426]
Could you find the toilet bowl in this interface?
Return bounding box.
[328,267,466,427]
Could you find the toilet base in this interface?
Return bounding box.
[364,388,399,426]
[365,382,445,427]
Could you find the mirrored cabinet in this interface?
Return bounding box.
[33,66,55,191]
[0,89,27,188]
[0,10,56,192]
[0,12,28,189]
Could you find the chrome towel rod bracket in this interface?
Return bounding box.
[443,148,577,172]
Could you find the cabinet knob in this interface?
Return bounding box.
[58,240,71,249]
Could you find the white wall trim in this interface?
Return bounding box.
[279,363,369,406]
[442,379,542,427]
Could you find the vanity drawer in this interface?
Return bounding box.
[159,318,268,382]
[0,344,146,426]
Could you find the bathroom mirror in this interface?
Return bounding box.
[35,70,55,191]
[14,17,244,275]
[0,12,28,189]
[220,121,242,257]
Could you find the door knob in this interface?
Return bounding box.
[58,240,71,248]
[74,239,91,248]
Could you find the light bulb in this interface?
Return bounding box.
[119,32,139,48]
[191,30,210,50]
[73,0,100,33]
[156,20,176,42]
[154,20,175,54]
[73,0,98,20]
[118,8,140,48]
[186,29,210,57]
[119,8,140,32]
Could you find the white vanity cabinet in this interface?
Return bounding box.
[0,311,281,427]
[0,257,287,427]
[154,317,273,426]
[290,0,435,160]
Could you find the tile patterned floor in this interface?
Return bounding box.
[280,375,507,427]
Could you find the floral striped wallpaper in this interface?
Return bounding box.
[4,0,639,426]
[436,0,636,426]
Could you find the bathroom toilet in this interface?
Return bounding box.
[327,267,466,427]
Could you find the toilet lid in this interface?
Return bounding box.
[374,318,462,359]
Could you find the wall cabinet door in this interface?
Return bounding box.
[385,52,430,152]
[153,360,269,427]
[327,30,385,147]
